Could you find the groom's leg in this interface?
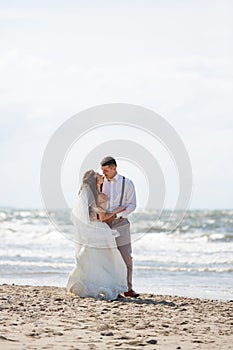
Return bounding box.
[108,219,139,297]
[117,243,133,291]
[109,218,133,291]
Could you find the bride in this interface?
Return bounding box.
[67,169,127,300]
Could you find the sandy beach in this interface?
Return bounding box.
[0,285,232,349]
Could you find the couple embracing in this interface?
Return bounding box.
[67,156,140,300]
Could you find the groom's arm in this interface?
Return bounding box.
[116,180,136,218]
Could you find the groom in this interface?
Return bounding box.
[100,156,140,298]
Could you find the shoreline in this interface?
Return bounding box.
[0,284,232,349]
[1,279,232,302]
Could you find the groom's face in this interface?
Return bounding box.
[101,165,117,180]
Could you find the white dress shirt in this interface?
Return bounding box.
[102,173,136,218]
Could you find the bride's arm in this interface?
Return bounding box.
[98,206,126,222]
[97,194,125,222]
[110,206,126,215]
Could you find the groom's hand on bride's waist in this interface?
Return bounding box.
[103,215,125,224]
[102,214,116,223]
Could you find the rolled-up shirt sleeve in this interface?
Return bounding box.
[116,180,136,218]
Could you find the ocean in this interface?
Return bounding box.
[0,208,232,301]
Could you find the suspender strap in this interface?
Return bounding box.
[119,176,125,206]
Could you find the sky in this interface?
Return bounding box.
[0,0,233,209]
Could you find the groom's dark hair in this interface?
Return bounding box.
[100,156,117,167]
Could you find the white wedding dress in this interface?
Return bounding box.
[67,186,127,300]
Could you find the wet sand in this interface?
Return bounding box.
[0,284,232,349]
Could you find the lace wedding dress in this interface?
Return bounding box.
[67,186,127,300]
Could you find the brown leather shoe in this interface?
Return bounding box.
[124,289,140,298]
[117,294,124,299]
